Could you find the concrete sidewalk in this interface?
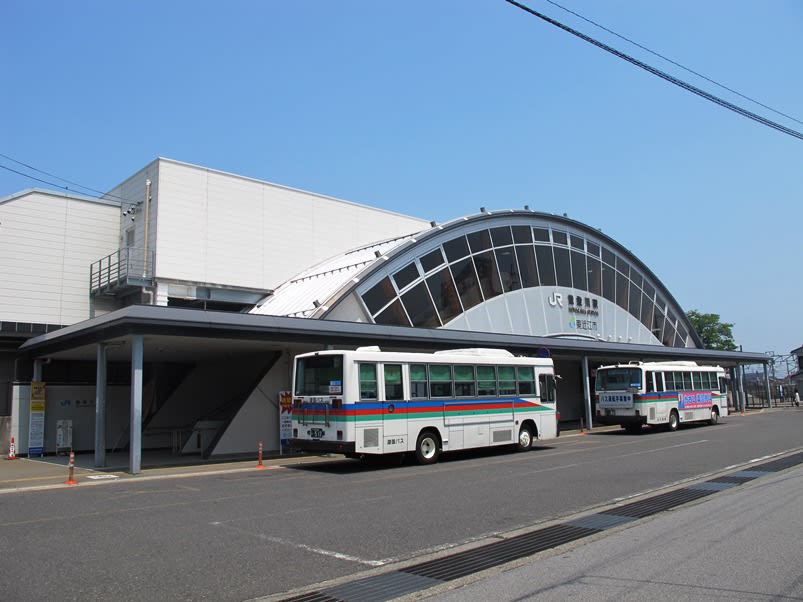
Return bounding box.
[0,448,327,494]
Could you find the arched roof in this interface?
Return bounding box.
[251,210,702,349]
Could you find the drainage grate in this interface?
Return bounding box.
[753,451,803,473]
[402,523,599,582]
[600,487,715,519]
[326,572,441,602]
[282,593,343,602]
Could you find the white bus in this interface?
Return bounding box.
[595,361,728,433]
[291,347,558,464]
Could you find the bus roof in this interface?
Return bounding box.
[297,347,553,366]
[597,361,724,371]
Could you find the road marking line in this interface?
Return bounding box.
[210,521,387,566]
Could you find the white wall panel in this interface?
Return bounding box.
[152,159,429,291]
[0,191,119,325]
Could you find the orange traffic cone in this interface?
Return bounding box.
[6,436,18,460]
[65,450,78,485]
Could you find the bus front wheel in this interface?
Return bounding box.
[516,424,534,451]
[668,410,679,432]
[415,430,441,465]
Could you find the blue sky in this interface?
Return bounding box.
[2,1,801,359]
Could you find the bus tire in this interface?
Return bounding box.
[668,410,679,432]
[516,424,534,451]
[415,430,441,465]
[709,408,719,425]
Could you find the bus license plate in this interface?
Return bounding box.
[309,428,325,439]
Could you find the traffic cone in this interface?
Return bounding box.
[256,441,266,469]
[65,450,78,485]
[6,436,18,460]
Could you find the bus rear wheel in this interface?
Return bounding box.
[516,424,534,451]
[668,410,679,432]
[415,430,441,465]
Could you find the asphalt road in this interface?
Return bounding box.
[1,409,802,601]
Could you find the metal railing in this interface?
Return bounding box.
[90,247,154,295]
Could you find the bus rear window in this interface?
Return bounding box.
[295,355,343,396]
[596,368,642,392]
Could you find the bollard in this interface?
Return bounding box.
[256,440,266,469]
[65,450,78,485]
[6,436,18,460]
[578,416,586,436]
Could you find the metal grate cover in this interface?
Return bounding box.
[402,524,599,582]
[600,487,715,518]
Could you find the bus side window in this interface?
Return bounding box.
[682,372,692,390]
[692,372,703,390]
[360,363,378,400]
[498,366,516,396]
[646,371,655,393]
[454,365,476,397]
[538,373,556,402]
[656,372,665,391]
[384,364,404,401]
[477,366,497,397]
[429,364,453,397]
[718,376,728,393]
[517,366,536,395]
[410,364,428,398]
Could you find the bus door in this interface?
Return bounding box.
[460,365,489,448]
[381,364,407,453]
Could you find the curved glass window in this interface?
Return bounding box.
[474,250,503,300]
[570,250,587,291]
[468,230,493,253]
[402,282,440,327]
[554,247,572,287]
[420,248,445,273]
[374,299,410,326]
[451,258,483,311]
[358,221,689,347]
[363,277,396,314]
[490,226,513,247]
[535,246,556,286]
[495,247,521,292]
[393,263,419,291]
[512,225,532,244]
[426,267,462,324]
[443,236,470,262]
[516,245,538,288]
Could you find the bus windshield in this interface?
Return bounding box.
[596,367,642,392]
[295,355,343,396]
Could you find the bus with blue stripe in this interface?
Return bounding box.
[291,347,558,464]
[595,361,728,433]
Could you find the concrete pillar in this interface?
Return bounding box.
[582,356,593,430]
[95,344,107,468]
[130,336,143,474]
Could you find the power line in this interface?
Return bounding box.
[0,153,139,206]
[503,0,803,141]
[541,0,803,128]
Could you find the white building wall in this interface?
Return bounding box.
[153,159,429,291]
[0,190,120,325]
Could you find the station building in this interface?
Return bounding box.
[0,158,769,472]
